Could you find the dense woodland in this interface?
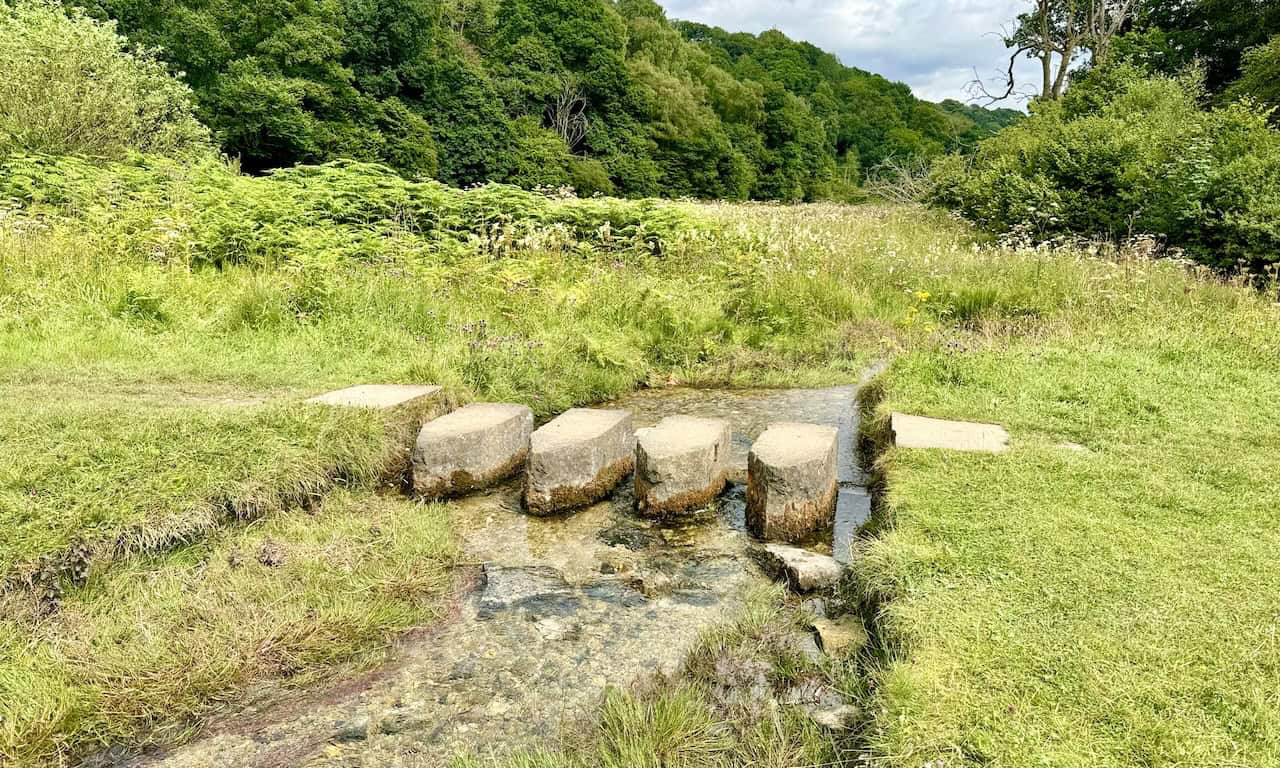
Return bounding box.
[3,0,1278,271]
[71,0,1019,200]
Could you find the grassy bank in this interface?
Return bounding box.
[3,154,1278,766]
[3,490,456,762]
[0,157,882,764]
[856,258,1280,765]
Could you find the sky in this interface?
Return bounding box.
[658,0,1041,104]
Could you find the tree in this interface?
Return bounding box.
[545,77,589,152]
[1229,35,1280,121]
[1130,0,1280,93]
[0,1,208,160]
[980,0,1138,102]
[72,0,1019,198]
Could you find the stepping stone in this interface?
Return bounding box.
[811,617,868,655]
[634,416,731,516]
[305,384,442,409]
[746,422,838,542]
[890,412,1009,453]
[754,543,843,592]
[524,408,635,515]
[412,403,534,499]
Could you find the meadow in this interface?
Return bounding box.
[2,155,1278,767]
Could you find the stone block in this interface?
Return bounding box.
[746,422,837,541]
[305,384,442,409]
[754,543,843,592]
[634,416,731,516]
[889,412,1009,453]
[412,403,533,499]
[525,408,635,515]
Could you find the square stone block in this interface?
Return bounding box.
[413,403,534,499]
[525,408,635,515]
[635,416,731,516]
[746,422,838,542]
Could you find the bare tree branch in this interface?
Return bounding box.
[968,45,1036,105]
[545,78,589,153]
[979,0,1140,102]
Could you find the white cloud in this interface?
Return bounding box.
[660,0,1042,104]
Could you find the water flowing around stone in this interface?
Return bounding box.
[116,386,867,768]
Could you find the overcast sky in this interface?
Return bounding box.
[659,0,1040,104]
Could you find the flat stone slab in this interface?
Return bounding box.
[305,384,442,409]
[811,617,868,655]
[634,416,731,516]
[890,412,1009,453]
[746,422,838,542]
[754,543,843,592]
[412,403,533,499]
[525,408,635,515]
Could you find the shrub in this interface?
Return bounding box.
[0,1,210,160]
[1229,35,1280,122]
[930,64,1280,273]
[568,157,617,197]
[0,153,711,267]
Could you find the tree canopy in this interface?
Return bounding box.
[74,0,1019,199]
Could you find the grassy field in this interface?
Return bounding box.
[0,157,879,764]
[2,154,1278,766]
[855,259,1280,765]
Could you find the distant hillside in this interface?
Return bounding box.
[82,0,1019,199]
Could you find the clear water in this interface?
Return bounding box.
[113,386,868,768]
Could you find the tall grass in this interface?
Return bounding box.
[3,154,1278,767]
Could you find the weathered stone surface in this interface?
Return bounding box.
[478,564,579,618]
[525,408,635,515]
[412,403,533,499]
[811,617,867,655]
[808,703,861,731]
[634,416,731,516]
[890,412,1009,453]
[781,679,859,730]
[304,384,442,409]
[332,716,370,743]
[800,596,828,619]
[754,543,843,592]
[745,422,838,542]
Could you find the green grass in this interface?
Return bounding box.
[2,489,456,764]
[3,155,1279,767]
[855,295,1280,766]
[0,392,411,584]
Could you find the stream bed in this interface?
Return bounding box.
[118,385,867,768]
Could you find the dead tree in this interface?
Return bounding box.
[972,0,1138,104]
[545,78,589,153]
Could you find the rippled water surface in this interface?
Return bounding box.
[119,386,868,768]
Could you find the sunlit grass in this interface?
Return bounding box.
[2,490,456,764]
[3,186,1278,766]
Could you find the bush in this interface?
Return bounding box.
[0,1,210,160]
[930,65,1280,273]
[1229,35,1280,122]
[568,157,617,197]
[0,153,711,267]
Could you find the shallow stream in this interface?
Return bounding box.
[118,385,867,768]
